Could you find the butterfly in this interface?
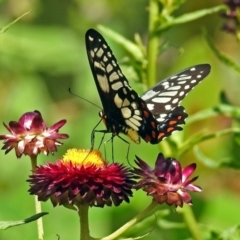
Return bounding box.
[85,29,211,144]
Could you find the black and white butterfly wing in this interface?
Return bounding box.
[85,29,143,143]
[141,64,211,120]
[138,64,211,143]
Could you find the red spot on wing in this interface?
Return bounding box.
[143,110,149,117]
[167,127,174,133]
[144,135,151,142]
[169,120,177,125]
[158,133,165,139]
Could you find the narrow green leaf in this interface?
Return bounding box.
[0,10,31,34]
[97,25,144,62]
[0,212,48,230]
[214,104,240,119]
[157,5,227,32]
[186,108,219,125]
[179,128,240,157]
[193,146,222,168]
[204,29,240,74]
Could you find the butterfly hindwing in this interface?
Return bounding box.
[85,29,211,144]
[141,64,211,121]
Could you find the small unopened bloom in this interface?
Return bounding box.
[0,111,68,158]
[132,153,202,207]
[27,149,135,208]
[221,0,240,33]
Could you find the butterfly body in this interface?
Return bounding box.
[85,29,211,144]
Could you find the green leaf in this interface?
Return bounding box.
[0,11,31,34]
[156,5,227,33]
[178,128,240,157]
[186,108,219,125]
[193,146,224,168]
[0,212,48,230]
[97,25,144,62]
[214,104,240,119]
[204,29,240,75]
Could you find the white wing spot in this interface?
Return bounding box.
[109,72,120,82]
[170,75,178,79]
[178,75,191,80]
[152,97,171,103]
[131,102,137,109]
[169,86,181,90]
[156,117,165,122]
[97,74,109,93]
[178,80,187,85]
[197,74,202,78]
[191,79,197,84]
[111,81,123,91]
[184,85,190,90]
[103,56,108,62]
[129,117,141,127]
[179,91,185,96]
[190,67,196,71]
[147,103,154,111]
[165,105,172,110]
[159,91,178,97]
[126,119,139,131]
[114,94,123,108]
[90,50,94,58]
[121,107,132,118]
[96,48,104,57]
[172,98,179,104]
[135,110,141,116]
[106,64,113,73]
[118,70,123,77]
[141,90,159,101]
[122,98,130,107]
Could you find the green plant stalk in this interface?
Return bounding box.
[100,200,158,240]
[178,205,203,240]
[78,204,94,240]
[30,155,44,240]
[146,0,159,88]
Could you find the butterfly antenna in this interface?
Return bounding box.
[68,88,102,110]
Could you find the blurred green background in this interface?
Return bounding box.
[0,0,240,239]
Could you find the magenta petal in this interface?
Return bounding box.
[30,114,45,131]
[182,163,196,182]
[49,120,67,132]
[185,184,202,192]
[8,121,26,134]
[19,112,39,128]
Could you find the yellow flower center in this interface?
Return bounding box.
[62,149,106,167]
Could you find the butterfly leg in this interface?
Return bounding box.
[116,135,131,164]
[103,134,116,161]
[90,119,107,150]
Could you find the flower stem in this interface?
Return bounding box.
[30,155,44,240]
[78,204,93,240]
[101,200,158,240]
[146,0,159,88]
[178,204,203,240]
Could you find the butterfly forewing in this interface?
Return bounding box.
[86,29,144,142]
